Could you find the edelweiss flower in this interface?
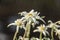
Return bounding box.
[33,24,49,36]
[18,9,45,26]
[7,19,26,40]
[8,19,26,31]
[47,20,60,29]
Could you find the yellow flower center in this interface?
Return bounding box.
[15,19,22,26]
[27,13,33,17]
[39,25,45,32]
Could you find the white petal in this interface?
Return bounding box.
[36,38,40,40]
[48,20,52,23]
[32,23,35,27]
[7,23,16,27]
[37,12,40,15]
[18,11,27,16]
[55,25,60,28]
[43,32,46,36]
[32,17,36,23]
[46,25,51,28]
[34,11,38,15]
[45,31,49,35]
[55,21,60,24]
[36,16,46,23]
[29,9,34,13]
[35,16,40,19]
[20,17,25,20]
[37,27,40,29]
[43,24,45,27]
[33,29,39,32]
[34,11,37,14]
[40,16,45,18]
[39,17,46,24]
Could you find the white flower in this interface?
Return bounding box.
[7,19,26,31]
[33,24,49,36]
[47,20,60,29]
[18,9,46,26]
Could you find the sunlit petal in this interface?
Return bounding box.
[48,20,53,23]
[45,31,49,35]
[39,17,46,24]
[43,32,46,36]
[29,9,34,13]
[18,11,27,16]
[7,23,16,27]
[32,17,36,23]
[33,29,39,32]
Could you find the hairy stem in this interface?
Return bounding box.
[51,29,54,40]
[26,24,30,38]
[40,32,42,40]
[13,27,19,40]
[22,23,30,40]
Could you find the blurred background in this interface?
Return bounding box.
[0,0,60,40]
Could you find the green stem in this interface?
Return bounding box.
[26,24,31,38]
[22,23,31,40]
[13,30,18,40]
[22,29,27,40]
[40,32,42,40]
[51,29,54,40]
[13,27,19,40]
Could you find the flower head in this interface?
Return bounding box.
[7,19,26,30]
[47,20,60,29]
[33,24,49,36]
[18,9,45,27]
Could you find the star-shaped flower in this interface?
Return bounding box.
[8,19,26,31]
[18,9,45,27]
[47,20,60,29]
[33,24,49,36]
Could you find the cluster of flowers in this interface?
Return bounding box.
[7,9,60,40]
